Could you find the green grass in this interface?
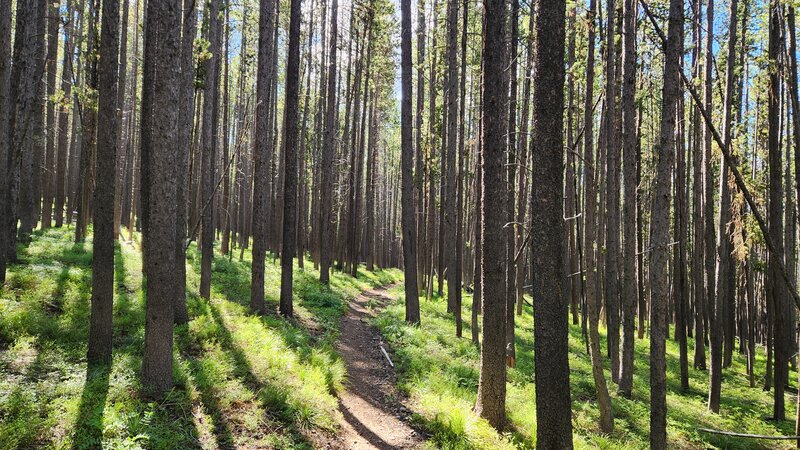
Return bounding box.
[0,227,400,449]
[374,284,799,449]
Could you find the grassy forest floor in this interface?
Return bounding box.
[0,228,798,449]
[0,227,401,449]
[374,285,800,449]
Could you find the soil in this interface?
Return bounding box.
[328,284,426,449]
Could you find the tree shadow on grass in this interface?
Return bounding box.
[71,362,111,450]
[176,296,316,447]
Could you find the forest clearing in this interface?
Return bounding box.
[3,0,800,448]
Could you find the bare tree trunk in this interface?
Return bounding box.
[401,0,421,325]
[648,0,682,446]
[582,0,613,434]
[88,0,120,364]
[280,0,302,317]
[768,0,789,420]
[603,0,621,384]
[75,0,100,243]
[41,0,60,229]
[619,0,637,397]
[531,0,573,445]
[174,0,198,325]
[251,0,277,313]
[141,0,182,396]
[474,0,507,429]
[319,0,339,285]
[54,2,74,230]
[199,0,223,299]
[0,0,13,283]
[709,0,739,413]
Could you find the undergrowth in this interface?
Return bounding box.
[374,284,799,450]
[0,227,400,449]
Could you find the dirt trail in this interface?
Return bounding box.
[332,284,425,449]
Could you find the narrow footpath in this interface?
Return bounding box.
[332,284,425,449]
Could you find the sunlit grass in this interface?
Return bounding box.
[375,283,799,449]
[0,226,400,449]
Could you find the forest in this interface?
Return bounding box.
[2,0,800,448]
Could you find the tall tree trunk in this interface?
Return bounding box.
[619,0,637,397]
[415,0,426,293]
[75,0,100,243]
[582,0,614,434]
[504,0,518,363]
[648,0,682,446]
[280,0,302,317]
[768,0,789,420]
[531,0,573,446]
[41,0,60,229]
[319,0,339,285]
[445,0,460,335]
[141,0,182,396]
[252,0,277,313]
[88,0,120,364]
[709,0,739,413]
[54,1,74,230]
[199,0,223,299]
[691,0,706,371]
[474,0,507,429]
[0,0,13,283]
[702,0,718,392]
[401,0,421,325]
[603,0,621,384]
[174,0,198,325]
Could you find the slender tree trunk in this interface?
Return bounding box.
[88,0,120,364]
[702,0,718,391]
[768,0,789,420]
[619,0,637,397]
[401,0,421,325]
[199,0,223,299]
[279,0,302,317]
[319,0,339,285]
[603,0,621,384]
[75,0,100,243]
[0,0,13,283]
[252,0,277,313]
[54,2,73,230]
[444,0,461,335]
[41,0,60,229]
[649,0,682,446]
[174,0,198,325]
[709,0,740,413]
[582,0,613,434]
[474,0,507,429]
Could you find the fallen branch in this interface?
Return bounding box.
[641,0,800,311]
[380,345,394,367]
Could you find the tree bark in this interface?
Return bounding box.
[252,0,277,313]
[280,0,302,317]
[474,0,507,430]
[319,0,339,285]
[619,0,637,397]
[141,0,182,396]
[199,0,223,300]
[531,0,573,446]
[582,0,614,434]
[649,0,682,446]
[401,0,421,325]
[88,0,120,364]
